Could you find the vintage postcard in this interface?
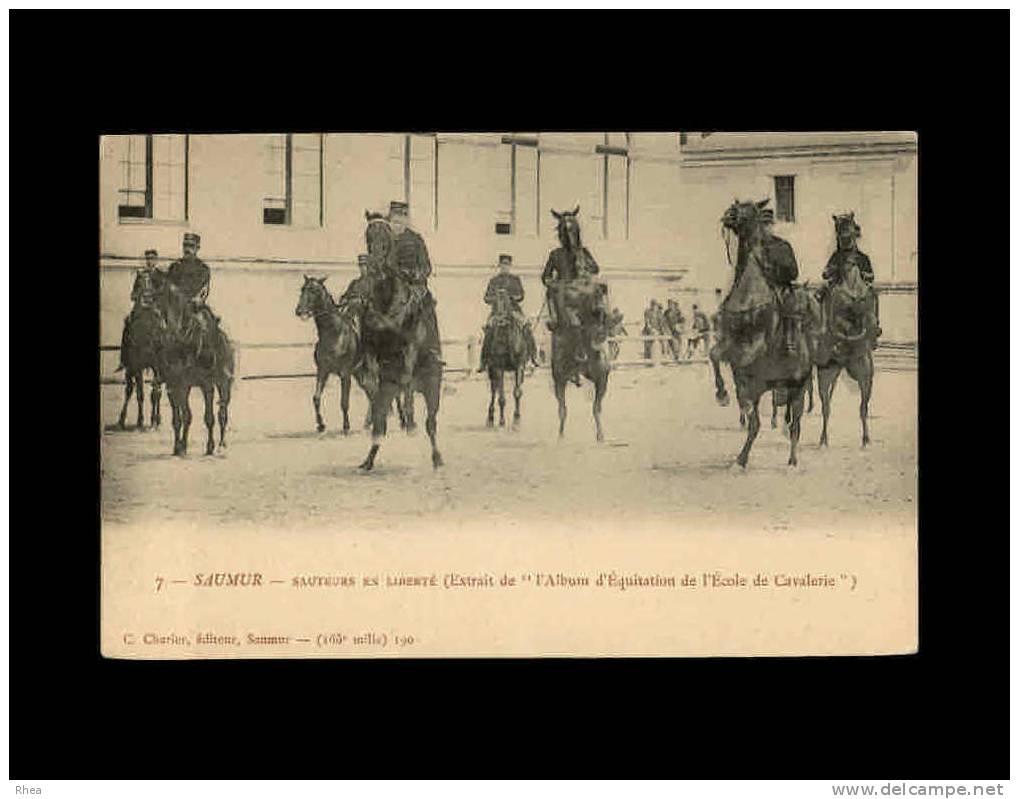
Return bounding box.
[99,131,918,658]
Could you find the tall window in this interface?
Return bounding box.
[263,133,323,227]
[118,134,188,222]
[405,134,438,232]
[775,175,796,222]
[497,134,539,237]
[597,133,630,240]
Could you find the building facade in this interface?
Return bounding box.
[99,131,917,373]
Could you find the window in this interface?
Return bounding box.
[263,133,323,227]
[118,134,188,221]
[597,133,630,240]
[496,134,540,236]
[775,175,795,222]
[406,134,438,232]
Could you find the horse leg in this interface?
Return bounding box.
[735,386,761,469]
[592,368,607,443]
[169,386,184,456]
[425,373,443,469]
[340,372,352,434]
[787,382,806,467]
[360,381,396,471]
[498,371,506,427]
[807,368,815,414]
[709,346,730,406]
[403,387,416,433]
[217,378,231,449]
[117,372,134,429]
[771,390,779,429]
[202,385,216,455]
[313,370,328,433]
[847,355,874,448]
[180,386,193,455]
[817,364,840,447]
[512,368,523,429]
[486,369,497,428]
[555,376,568,439]
[151,378,162,429]
[134,372,146,429]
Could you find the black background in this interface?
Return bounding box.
[9,10,1007,778]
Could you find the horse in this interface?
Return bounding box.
[815,252,879,447]
[482,287,528,428]
[115,268,166,430]
[547,207,611,441]
[709,199,822,468]
[295,275,372,434]
[355,213,443,471]
[734,363,816,429]
[155,282,235,456]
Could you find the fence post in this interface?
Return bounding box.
[466,335,477,374]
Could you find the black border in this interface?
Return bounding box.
[11,10,1007,779]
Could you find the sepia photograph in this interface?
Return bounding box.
[98,131,918,658]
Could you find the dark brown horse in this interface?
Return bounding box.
[709,199,821,468]
[548,208,610,441]
[295,275,370,434]
[815,240,879,447]
[116,268,165,430]
[354,213,443,471]
[156,282,235,456]
[483,287,528,428]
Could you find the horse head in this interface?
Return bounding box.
[365,212,394,265]
[551,205,582,250]
[131,267,164,308]
[492,287,511,321]
[833,211,861,251]
[721,198,770,243]
[295,275,331,320]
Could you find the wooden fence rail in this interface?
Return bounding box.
[99,334,916,385]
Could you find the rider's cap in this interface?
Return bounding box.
[388,201,409,219]
[144,249,158,257]
[183,232,201,246]
[357,254,370,267]
[498,254,512,267]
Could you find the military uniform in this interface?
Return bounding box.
[387,201,442,382]
[823,248,874,286]
[393,227,433,288]
[541,246,601,329]
[479,255,538,370]
[166,234,221,363]
[760,234,799,287]
[484,272,525,317]
[167,254,211,302]
[822,246,881,340]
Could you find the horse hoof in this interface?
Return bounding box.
[716,392,730,407]
[317,424,326,433]
[432,453,444,469]
[787,461,799,471]
[499,419,505,428]
[729,462,745,475]
[359,460,374,471]
[486,418,494,429]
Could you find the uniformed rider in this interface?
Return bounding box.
[477,254,540,372]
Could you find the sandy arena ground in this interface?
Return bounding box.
[99,360,917,541]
